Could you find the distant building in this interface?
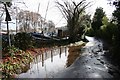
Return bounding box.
[56,26,69,38]
[1,10,56,35]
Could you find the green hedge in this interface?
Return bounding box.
[14,32,35,50]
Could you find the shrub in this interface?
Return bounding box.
[85,28,94,36]
[2,34,15,52]
[14,32,35,50]
[1,46,33,78]
[2,34,9,51]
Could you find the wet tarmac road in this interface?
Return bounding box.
[55,36,120,78]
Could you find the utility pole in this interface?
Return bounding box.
[44,1,50,20]
[43,1,50,34]
[4,3,11,47]
[37,3,40,13]
[16,7,18,33]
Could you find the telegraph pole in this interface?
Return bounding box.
[4,3,11,47]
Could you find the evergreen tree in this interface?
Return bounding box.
[92,7,105,31]
[112,0,120,47]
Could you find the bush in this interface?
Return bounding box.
[85,28,94,36]
[98,23,117,43]
[2,34,15,52]
[1,45,33,78]
[14,32,35,50]
[2,34,8,51]
[2,45,19,57]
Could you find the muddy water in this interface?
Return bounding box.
[18,46,81,78]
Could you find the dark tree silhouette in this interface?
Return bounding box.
[92,7,105,31]
[113,1,120,47]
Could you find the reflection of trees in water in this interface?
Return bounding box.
[51,49,53,62]
[42,53,44,67]
[65,47,67,56]
[40,47,67,67]
[59,47,68,58]
[20,46,68,74]
[66,46,82,67]
[59,47,62,58]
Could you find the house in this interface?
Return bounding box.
[56,26,69,38]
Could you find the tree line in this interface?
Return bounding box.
[1,0,120,59]
[56,0,120,60]
[0,1,55,33]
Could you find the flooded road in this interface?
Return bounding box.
[19,46,69,78]
[18,43,83,78]
[18,36,120,78]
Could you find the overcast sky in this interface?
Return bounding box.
[3,0,116,28]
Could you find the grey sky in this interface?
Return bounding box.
[16,0,115,27]
[2,0,116,28]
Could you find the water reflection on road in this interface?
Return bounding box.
[18,45,81,78]
[19,36,120,78]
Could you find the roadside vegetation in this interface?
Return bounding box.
[1,45,33,78]
[56,0,120,68]
[1,32,70,78]
[1,0,120,78]
[86,0,120,63]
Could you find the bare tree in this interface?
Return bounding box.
[56,0,90,42]
[17,10,42,32]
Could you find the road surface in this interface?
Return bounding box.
[54,36,120,78]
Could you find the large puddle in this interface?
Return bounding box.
[18,45,82,78]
